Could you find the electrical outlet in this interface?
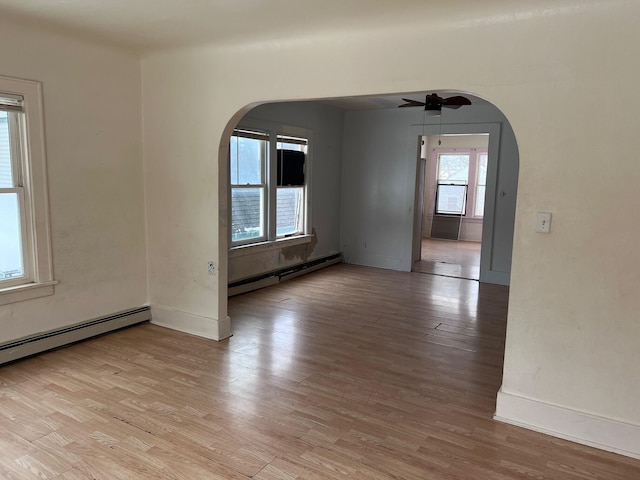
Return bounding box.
[536,212,551,233]
[207,261,215,275]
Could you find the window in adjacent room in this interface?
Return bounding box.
[230,129,268,244]
[433,148,487,218]
[230,125,309,247]
[276,135,307,238]
[0,76,55,305]
[435,153,470,215]
[475,152,488,217]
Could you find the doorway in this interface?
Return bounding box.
[413,134,488,281]
[409,121,513,285]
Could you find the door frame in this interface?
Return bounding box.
[410,122,508,284]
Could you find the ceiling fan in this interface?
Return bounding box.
[399,93,472,113]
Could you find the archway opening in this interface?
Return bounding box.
[218,91,519,314]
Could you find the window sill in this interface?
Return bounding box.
[229,234,313,258]
[427,214,483,223]
[0,280,57,306]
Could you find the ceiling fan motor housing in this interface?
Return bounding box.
[425,101,442,112]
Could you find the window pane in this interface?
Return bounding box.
[0,111,13,188]
[475,185,486,217]
[230,135,265,185]
[477,153,488,186]
[436,184,467,215]
[231,187,264,242]
[276,137,307,154]
[277,187,303,237]
[438,154,469,183]
[0,192,24,279]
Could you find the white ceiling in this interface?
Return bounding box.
[0,0,568,54]
[0,0,578,110]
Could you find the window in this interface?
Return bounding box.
[435,154,470,215]
[230,126,309,247]
[0,107,26,285]
[230,130,268,244]
[276,135,306,237]
[475,153,488,217]
[0,76,55,305]
[433,148,487,218]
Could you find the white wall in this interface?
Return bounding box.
[141,2,640,456]
[0,20,146,342]
[228,102,343,283]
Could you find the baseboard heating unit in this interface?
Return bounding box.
[0,306,151,366]
[228,254,342,297]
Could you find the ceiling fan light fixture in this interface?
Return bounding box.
[424,105,441,116]
[398,93,471,113]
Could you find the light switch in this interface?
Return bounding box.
[536,212,551,233]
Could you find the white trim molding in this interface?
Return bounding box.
[0,280,57,306]
[0,75,55,303]
[495,388,640,460]
[229,233,313,258]
[151,304,231,341]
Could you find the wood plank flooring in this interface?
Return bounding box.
[414,238,481,280]
[1,264,639,479]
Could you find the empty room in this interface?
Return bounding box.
[1,1,639,478]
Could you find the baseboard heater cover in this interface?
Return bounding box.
[0,306,151,365]
[228,253,342,296]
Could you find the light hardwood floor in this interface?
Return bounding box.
[1,264,639,479]
[414,238,481,280]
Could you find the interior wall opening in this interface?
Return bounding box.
[219,91,520,326]
[413,133,489,281]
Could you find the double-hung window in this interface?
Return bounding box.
[0,98,28,286]
[276,135,306,237]
[433,148,487,218]
[230,125,309,247]
[0,76,54,305]
[230,130,268,244]
[435,153,470,215]
[474,153,488,217]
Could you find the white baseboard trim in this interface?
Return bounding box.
[150,305,231,341]
[495,388,640,460]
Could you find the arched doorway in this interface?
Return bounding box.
[219,92,519,325]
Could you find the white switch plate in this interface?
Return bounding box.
[536,212,551,233]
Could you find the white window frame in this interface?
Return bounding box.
[434,152,471,216]
[229,129,269,246]
[474,152,488,218]
[275,134,307,239]
[229,120,312,251]
[0,75,56,305]
[432,147,488,220]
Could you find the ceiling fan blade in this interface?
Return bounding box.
[441,95,472,106]
[400,94,471,109]
[399,98,426,108]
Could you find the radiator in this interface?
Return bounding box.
[228,254,342,297]
[0,306,151,365]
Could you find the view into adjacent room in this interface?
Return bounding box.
[225,94,518,295]
[414,134,489,281]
